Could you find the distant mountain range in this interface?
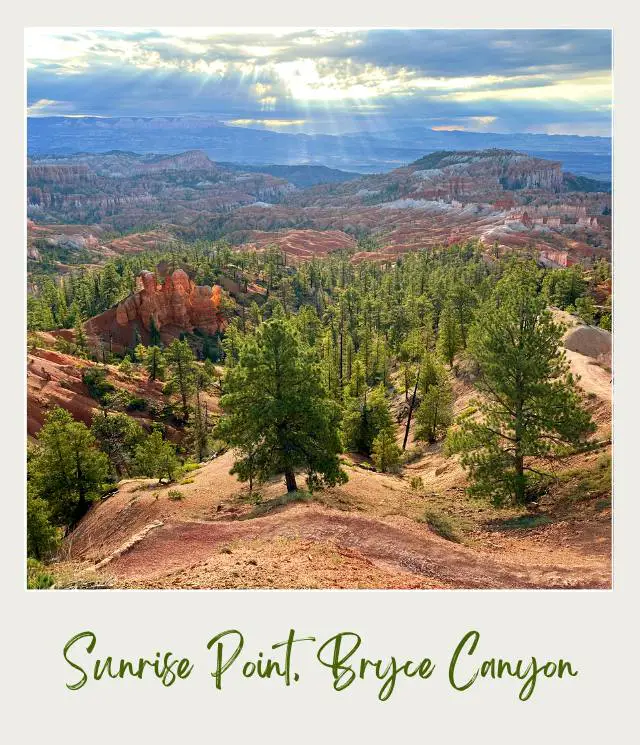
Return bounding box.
[28,116,612,182]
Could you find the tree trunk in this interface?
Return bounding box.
[514,453,526,504]
[285,470,298,493]
[403,366,421,450]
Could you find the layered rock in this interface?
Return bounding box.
[86,269,229,352]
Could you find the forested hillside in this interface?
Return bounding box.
[26,238,611,589]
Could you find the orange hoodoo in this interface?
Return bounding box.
[87,269,230,351]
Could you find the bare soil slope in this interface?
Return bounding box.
[55,333,611,590]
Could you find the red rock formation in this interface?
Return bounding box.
[86,269,230,352]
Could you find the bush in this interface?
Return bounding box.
[410,476,424,492]
[82,367,116,403]
[126,397,147,412]
[181,462,201,473]
[422,509,461,543]
[168,489,184,501]
[27,558,55,589]
[401,447,423,465]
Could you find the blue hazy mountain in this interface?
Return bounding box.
[28,117,611,182]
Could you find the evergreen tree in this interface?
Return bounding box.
[99,263,123,308]
[414,378,454,444]
[29,408,110,526]
[342,383,394,455]
[575,295,596,325]
[27,491,60,560]
[371,426,401,473]
[447,261,595,505]
[91,412,145,478]
[216,317,346,493]
[73,315,88,356]
[149,317,162,347]
[135,430,180,483]
[436,301,461,369]
[143,345,165,381]
[448,281,477,348]
[118,355,133,379]
[165,339,196,419]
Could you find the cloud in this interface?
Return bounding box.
[25,28,612,136]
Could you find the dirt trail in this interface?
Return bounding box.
[105,504,609,589]
[565,349,611,401]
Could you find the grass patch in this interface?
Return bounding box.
[456,405,478,421]
[421,509,462,543]
[401,447,424,466]
[494,515,553,531]
[181,462,202,473]
[27,559,55,589]
[167,489,184,501]
[555,454,611,503]
[180,478,195,485]
[409,476,424,492]
[243,490,312,519]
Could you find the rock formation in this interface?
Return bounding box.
[86,269,230,352]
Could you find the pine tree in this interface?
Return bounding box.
[448,281,477,348]
[135,430,180,483]
[29,408,110,526]
[99,263,123,308]
[149,317,161,347]
[371,426,401,473]
[118,355,133,379]
[73,315,88,356]
[216,317,346,493]
[575,295,596,325]
[144,346,165,381]
[27,491,60,560]
[414,378,454,444]
[165,339,196,419]
[436,301,461,369]
[91,412,145,479]
[447,261,595,505]
[342,383,394,455]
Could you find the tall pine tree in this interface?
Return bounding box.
[447,261,595,505]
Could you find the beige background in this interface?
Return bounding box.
[4,4,636,742]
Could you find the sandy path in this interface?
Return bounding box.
[105,504,610,589]
[565,349,611,401]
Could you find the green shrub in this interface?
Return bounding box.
[82,367,116,403]
[456,405,478,421]
[167,489,184,501]
[181,462,201,473]
[401,447,423,465]
[422,509,461,543]
[27,558,55,589]
[410,476,424,492]
[126,397,147,412]
[244,490,311,518]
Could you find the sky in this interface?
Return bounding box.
[26,28,612,137]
